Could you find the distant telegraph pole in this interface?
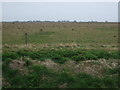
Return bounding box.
[25,32,28,46]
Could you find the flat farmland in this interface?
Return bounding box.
[2,22,118,49]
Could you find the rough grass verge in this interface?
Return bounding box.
[3,49,120,64]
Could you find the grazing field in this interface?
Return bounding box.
[3,22,118,49]
[2,22,119,88]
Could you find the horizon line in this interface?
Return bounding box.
[1,20,118,23]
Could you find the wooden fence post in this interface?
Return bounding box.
[72,29,75,43]
[25,32,28,46]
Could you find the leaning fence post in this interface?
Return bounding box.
[25,32,28,46]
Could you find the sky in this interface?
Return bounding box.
[2,2,118,22]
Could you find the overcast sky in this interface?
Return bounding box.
[2,2,118,22]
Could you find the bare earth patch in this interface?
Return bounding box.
[9,58,119,77]
[9,58,29,75]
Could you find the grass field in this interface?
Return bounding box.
[2,22,119,88]
[3,22,118,48]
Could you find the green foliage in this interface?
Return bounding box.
[69,73,118,88]
[30,51,49,61]
[56,72,75,84]
[71,55,85,61]
[84,51,98,60]
[3,58,12,65]
[21,65,57,88]
[106,68,119,75]
[102,76,118,88]
[29,65,50,75]
[110,52,120,59]
[17,50,32,57]
[3,49,120,64]
[3,52,19,61]
[97,51,112,59]
[24,60,33,66]
[51,53,69,64]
